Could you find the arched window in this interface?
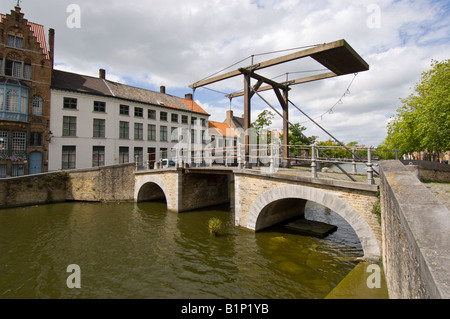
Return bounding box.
[6,90,18,112]
[32,96,43,115]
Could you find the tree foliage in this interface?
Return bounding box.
[382,59,450,159]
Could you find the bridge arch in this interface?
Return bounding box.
[134,175,173,209]
[246,185,380,259]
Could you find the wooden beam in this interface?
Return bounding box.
[226,71,337,99]
[238,68,291,92]
[190,40,348,89]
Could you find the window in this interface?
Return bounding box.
[171,127,178,142]
[93,119,105,138]
[63,97,77,109]
[191,117,197,125]
[7,35,23,49]
[160,148,168,160]
[191,129,196,143]
[182,115,188,124]
[6,90,18,111]
[134,107,143,118]
[0,165,6,178]
[0,132,8,153]
[32,96,43,115]
[182,128,188,143]
[63,116,77,136]
[201,130,206,144]
[12,61,22,78]
[119,147,129,164]
[134,147,143,168]
[148,124,156,141]
[160,126,167,142]
[134,123,143,140]
[12,164,25,177]
[119,121,129,139]
[120,104,129,115]
[171,113,178,123]
[201,119,206,127]
[148,109,156,120]
[160,111,167,121]
[30,132,43,147]
[3,59,23,78]
[12,132,26,152]
[62,146,76,169]
[92,146,105,167]
[94,101,106,112]
[23,63,31,80]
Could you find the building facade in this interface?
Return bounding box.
[0,6,54,177]
[49,69,210,171]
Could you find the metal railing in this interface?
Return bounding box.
[136,143,401,184]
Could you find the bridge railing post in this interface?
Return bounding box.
[366,146,374,185]
[352,147,357,173]
[311,143,317,178]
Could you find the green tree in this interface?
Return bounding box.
[383,59,450,160]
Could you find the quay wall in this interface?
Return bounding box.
[0,164,135,209]
[380,160,450,299]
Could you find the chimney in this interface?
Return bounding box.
[160,86,166,94]
[99,68,106,79]
[48,28,55,68]
[224,110,233,126]
[185,93,193,100]
[226,110,233,121]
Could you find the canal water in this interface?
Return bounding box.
[0,200,367,299]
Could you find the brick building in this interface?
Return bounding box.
[0,5,54,177]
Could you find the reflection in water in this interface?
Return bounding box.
[0,200,366,299]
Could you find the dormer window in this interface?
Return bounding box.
[7,35,23,49]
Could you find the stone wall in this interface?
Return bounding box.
[0,163,135,209]
[380,160,450,299]
[180,172,230,212]
[401,160,450,182]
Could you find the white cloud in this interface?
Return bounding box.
[3,0,448,147]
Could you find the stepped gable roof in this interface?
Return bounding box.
[0,12,49,59]
[51,69,209,115]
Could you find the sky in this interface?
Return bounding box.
[3,0,449,147]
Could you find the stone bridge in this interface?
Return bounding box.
[134,167,381,260]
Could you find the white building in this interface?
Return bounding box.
[49,69,210,171]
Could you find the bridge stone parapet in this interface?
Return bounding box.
[234,170,381,260]
[380,160,450,299]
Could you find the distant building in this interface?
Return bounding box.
[208,120,238,165]
[0,6,54,177]
[49,69,210,171]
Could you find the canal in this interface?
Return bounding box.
[0,198,380,299]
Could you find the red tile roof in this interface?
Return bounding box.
[182,98,208,115]
[208,121,237,137]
